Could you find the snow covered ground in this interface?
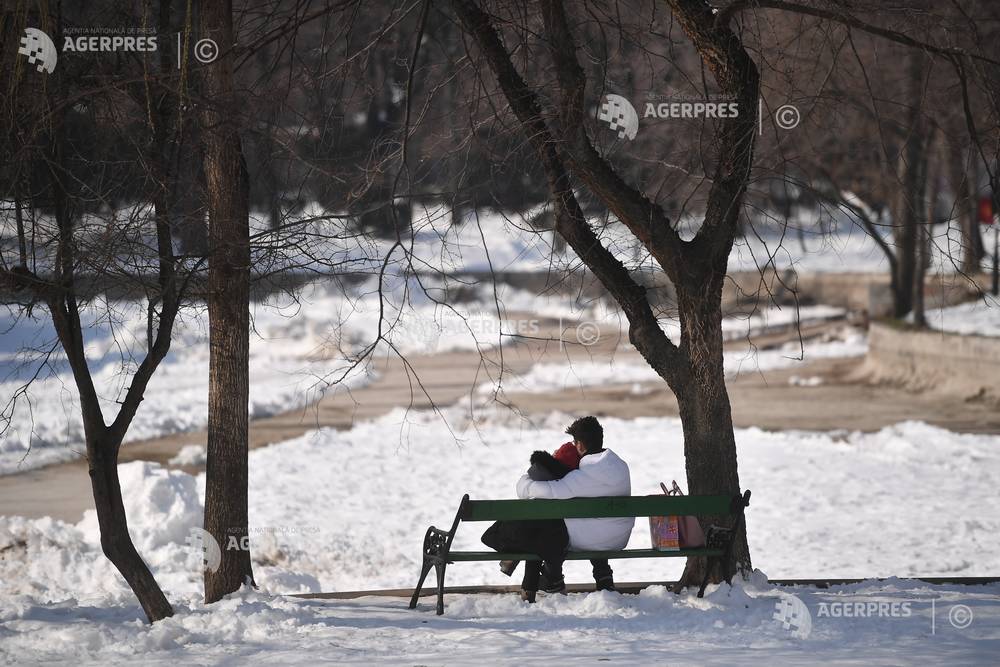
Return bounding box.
[2,202,997,662]
[924,293,1000,337]
[1,409,997,598]
[730,209,994,275]
[406,202,995,277]
[1,407,999,663]
[0,285,374,475]
[1,579,997,665]
[5,199,991,278]
[496,324,866,394]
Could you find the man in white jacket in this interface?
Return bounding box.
[515,416,633,596]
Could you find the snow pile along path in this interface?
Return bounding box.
[925,294,1000,337]
[0,579,997,665]
[498,324,866,394]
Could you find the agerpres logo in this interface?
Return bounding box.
[18,28,57,73]
[597,92,741,141]
[597,94,640,141]
[773,592,813,639]
[185,527,223,573]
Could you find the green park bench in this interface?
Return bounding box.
[409,490,751,614]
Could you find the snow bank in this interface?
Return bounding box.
[76,462,201,554]
[0,461,318,605]
[496,324,865,394]
[730,216,990,275]
[925,294,1000,337]
[0,579,997,665]
[168,445,207,467]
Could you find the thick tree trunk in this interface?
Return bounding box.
[891,52,928,319]
[672,271,749,590]
[913,134,939,328]
[199,0,255,602]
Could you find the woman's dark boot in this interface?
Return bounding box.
[499,560,520,577]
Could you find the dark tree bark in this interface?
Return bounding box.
[198,0,256,602]
[913,129,940,328]
[451,0,757,589]
[891,52,929,319]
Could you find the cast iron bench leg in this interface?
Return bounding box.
[435,561,448,615]
[409,558,433,609]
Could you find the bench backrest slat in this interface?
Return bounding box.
[461,495,735,521]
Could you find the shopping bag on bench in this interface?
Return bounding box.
[661,480,706,548]
[648,513,680,551]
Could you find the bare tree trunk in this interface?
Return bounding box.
[14,185,28,268]
[891,52,928,319]
[84,437,175,622]
[198,0,255,602]
[43,109,175,624]
[674,270,749,586]
[913,131,939,328]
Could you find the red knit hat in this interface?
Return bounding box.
[552,441,582,470]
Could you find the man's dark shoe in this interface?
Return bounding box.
[499,560,519,577]
[519,589,536,603]
[541,577,567,595]
[595,576,616,592]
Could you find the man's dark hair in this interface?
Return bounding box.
[566,416,603,453]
